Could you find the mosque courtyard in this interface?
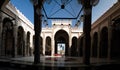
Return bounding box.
[0,55,120,70]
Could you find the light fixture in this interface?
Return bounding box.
[80,15,84,22]
[61,0,69,9]
[75,15,84,27]
[44,20,48,26]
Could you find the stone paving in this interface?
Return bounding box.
[0,56,120,70]
[0,56,118,66]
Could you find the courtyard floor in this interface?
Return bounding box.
[0,56,120,70]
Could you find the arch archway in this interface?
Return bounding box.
[111,22,120,59]
[2,18,14,57]
[71,37,78,56]
[92,32,98,57]
[55,30,69,56]
[100,27,108,58]
[45,36,51,55]
[17,26,25,56]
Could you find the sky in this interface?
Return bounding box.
[92,0,117,23]
[10,0,117,27]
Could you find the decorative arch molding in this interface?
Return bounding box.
[72,36,78,39]
[53,29,70,37]
[3,17,13,28]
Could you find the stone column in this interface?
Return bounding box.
[51,32,54,56]
[43,32,45,55]
[0,0,10,56]
[82,0,92,65]
[97,26,101,60]
[90,35,93,57]
[12,18,18,57]
[2,31,5,56]
[69,29,72,56]
[108,17,112,60]
[23,32,26,56]
[0,11,2,55]
[52,36,55,56]
[0,0,4,56]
